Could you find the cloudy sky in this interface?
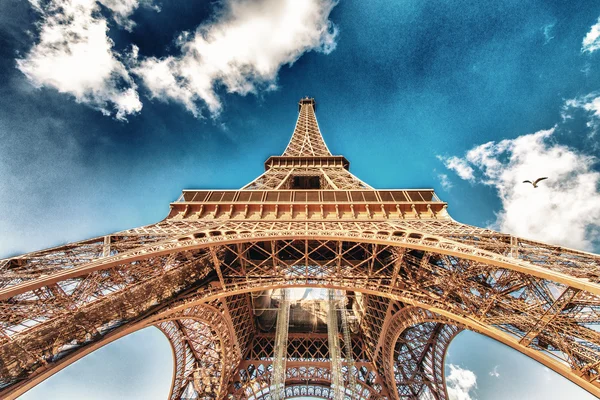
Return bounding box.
[2,0,600,399]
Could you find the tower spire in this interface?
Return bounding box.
[241,97,371,190]
[282,97,332,156]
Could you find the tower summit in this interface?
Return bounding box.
[1,98,600,399]
[243,96,367,191]
[283,97,331,156]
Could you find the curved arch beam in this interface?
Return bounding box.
[7,282,589,399]
[150,284,600,398]
[2,237,600,398]
[0,304,238,400]
[152,304,242,400]
[2,228,599,300]
[157,319,226,400]
[2,281,599,399]
[380,307,461,399]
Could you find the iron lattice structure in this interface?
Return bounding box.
[1,98,600,399]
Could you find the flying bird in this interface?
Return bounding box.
[523,177,548,188]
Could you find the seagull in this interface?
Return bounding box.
[523,177,548,188]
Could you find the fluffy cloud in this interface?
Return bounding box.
[18,0,338,119]
[133,0,338,116]
[438,155,475,181]
[441,128,600,251]
[447,364,477,400]
[17,0,142,120]
[582,17,600,53]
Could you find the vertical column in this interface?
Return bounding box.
[272,289,291,400]
[327,290,344,400]
[340,292,358,399]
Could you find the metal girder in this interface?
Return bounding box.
[272,289,291,400]
[1,97,600,400]
[283,98,332,157]
[380,307,461,400]
[2,234,600,398]
[2,221,599,300]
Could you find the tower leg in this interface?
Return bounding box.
[381,307,461,400]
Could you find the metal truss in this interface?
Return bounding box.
[1,98,600,400]
[229,333,387,399]
[242,165,373,191]
[339,291,359,398]
[282,98,332,157]
[230,364,384,400]
[380,307,461,399]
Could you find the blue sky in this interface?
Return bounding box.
[2,0,600,399]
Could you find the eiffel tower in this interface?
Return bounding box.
[2,97,600,400]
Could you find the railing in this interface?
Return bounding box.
[176,189,442,204]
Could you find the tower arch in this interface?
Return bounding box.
[1,98,600,400]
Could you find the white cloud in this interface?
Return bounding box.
[565,95,600,118]
[133,0,338,116]
[564,93,600,135]
[442,128,600,251]
[438,155,475,181]
[447,364,477,400]
[488,365,500,378]
[17,0,143,120]
[438,173,453,190]
[18,0,337,119]
[98,0,141,30]
[582,17,600,53]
